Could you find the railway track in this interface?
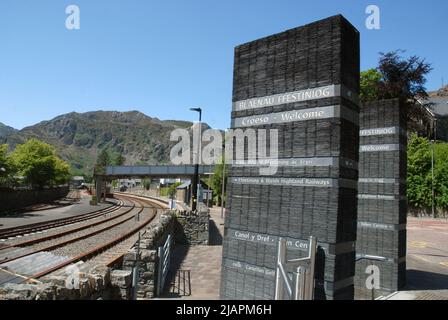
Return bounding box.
[0,199,123,240]
[0,197,136,251]
[0,193,168,286]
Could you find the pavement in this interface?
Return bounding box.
[162,214,448,300]
[160,206,225,300]
[0,191,114,231]
[395,217,448,299]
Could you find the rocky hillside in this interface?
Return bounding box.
[1,111,207,177]
[429,85,448,97]
[0,122,17,137]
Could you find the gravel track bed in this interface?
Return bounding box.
[85,233,140,267]
[84,211,161,268]
[50,206,155,258]
[19,202,142,253]
[0,199,129,247]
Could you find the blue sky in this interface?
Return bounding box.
[0,0,446,130]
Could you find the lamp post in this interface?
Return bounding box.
[431,118,438,219]
[221,143,226,220]
[190,107,202,211]
[431,139,435,219]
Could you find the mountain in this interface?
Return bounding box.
[0,122,17,138]
[429,85,448,97]
[2,111,208,177]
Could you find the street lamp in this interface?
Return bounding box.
[220,132,228,220]
[431,139,435,219]
[190,107,202,211]
[431,118,438,219]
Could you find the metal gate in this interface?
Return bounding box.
[156,234,172,296]
[274,236,317,300]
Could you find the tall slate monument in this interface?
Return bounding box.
[220,15,360,300]
[355,99,407,299]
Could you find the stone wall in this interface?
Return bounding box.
[121,212,175,299]
[0,207,209,300]
[118,206,209,299]
[0,265,131,300]
[174,205,209,245]
[0,186,69,212]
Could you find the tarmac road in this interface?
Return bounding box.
[406,217,448,292]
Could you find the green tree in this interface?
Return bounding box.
[114,153,126,166]
[210,156,227,206]
[406,134,448,216]
[10,139,70,189]
[53,157,71,185]
[95,149,111,174]
[376,50,432,101]
[434,143,448,215]
[360,69,382,103]
[0,144,16,184]
[361,51,432,133]
[167,182,181,199]
[0,144,9,178]
[142,178,151,190]
[407,134,432,212]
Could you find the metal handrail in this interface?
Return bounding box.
[278,262,293,297]
[274,236,317,300]
[356,254,388,262]
[156,234,172,296]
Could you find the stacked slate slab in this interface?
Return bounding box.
[220,15,360,300]
[355,98,407,299]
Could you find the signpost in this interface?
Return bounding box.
[220,15,360,300]
[355,99,407,299]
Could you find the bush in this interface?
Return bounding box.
[90,195,98,205]
[407,133,448,216]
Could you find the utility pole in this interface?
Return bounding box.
[190,107,202,211]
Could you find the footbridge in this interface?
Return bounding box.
[94,165,216,202]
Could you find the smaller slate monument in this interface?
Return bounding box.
[355,99,407,299]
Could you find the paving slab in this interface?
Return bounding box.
[160,207,224,300]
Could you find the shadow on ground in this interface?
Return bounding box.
[209,219,223,246]
[406,269,448,291]
[160,244,191,298]
[0,212,44,220]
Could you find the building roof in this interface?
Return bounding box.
[176,181,191,189]
[427,97,448,118]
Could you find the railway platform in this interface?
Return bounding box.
[0,192,115,231]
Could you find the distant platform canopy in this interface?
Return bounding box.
[99,165,216,179]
